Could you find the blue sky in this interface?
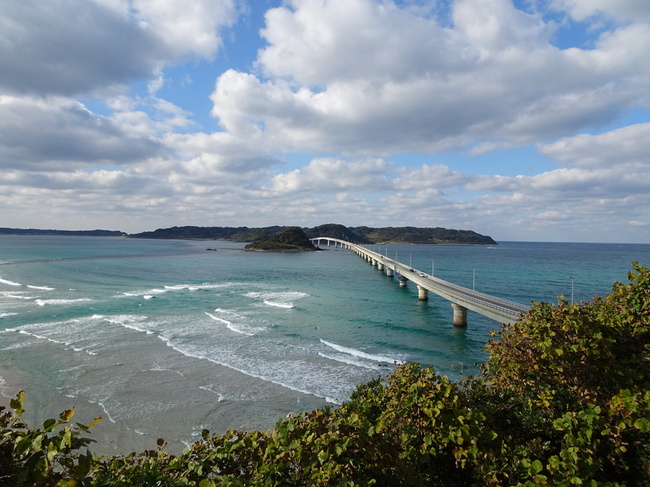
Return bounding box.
[1,0,649,243]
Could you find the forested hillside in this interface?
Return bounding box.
[130,223,497,245]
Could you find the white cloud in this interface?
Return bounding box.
[131,0,237,60]
[0,96,161,170]
[211,0,650,156]
[258,0,470,85]
[551,0,650,23]
[538,123,650,168]
[395,164,469,191]
[0,0,237,96]
[628,220,648,227]
[269,157,393,194]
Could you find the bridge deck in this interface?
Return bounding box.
[312,237,530,325]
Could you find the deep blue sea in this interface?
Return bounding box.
[1,236,648,454]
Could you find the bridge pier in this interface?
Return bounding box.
[417,285,428,301]
[451,303,467,327]
[311,237,528,327]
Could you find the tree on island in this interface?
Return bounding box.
[244,226,318,252]
[1,264,648,485]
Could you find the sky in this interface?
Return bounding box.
[1,0,649,243]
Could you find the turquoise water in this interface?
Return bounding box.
[1,236,648,454]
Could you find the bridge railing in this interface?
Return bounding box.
[418,273,530,313]
[350,241,530,317]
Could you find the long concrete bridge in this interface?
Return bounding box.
[311,237,530,327]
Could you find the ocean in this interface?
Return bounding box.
[1,235,648,455]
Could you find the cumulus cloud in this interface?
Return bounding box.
[269,157,393,193]
[395,164,469,191]
[551,0,650,23]
[538,123,650,168]
[0,0,236,96]
[0,96,162,170]
[211,0,650,155]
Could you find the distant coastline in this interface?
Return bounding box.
[0,228,126,237]
[0,223,497,246]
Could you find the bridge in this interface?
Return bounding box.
[311,237,530,327]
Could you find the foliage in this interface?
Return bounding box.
[129,224,497,245]
[1,264,648,485]
[244,227,317,252]
[478,261,650,485]
[0,228,125,237]
[0,391,100,486]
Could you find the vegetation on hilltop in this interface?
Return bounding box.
[130,223,497,245]
[2,263,648,486]
[0,224,497,245]
[345,225,497,245]
[244,227,317,252]
[128,225,284,241]
[0,228,126,237]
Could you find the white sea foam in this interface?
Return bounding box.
[317,352,378,369]
[95,401,117,423]
[245,291,309,309]
[0,277,21,287]
[0,312,18,318]
[199,386,225,402]
[320,339,404,364]
[157,332,341,404]
[205,312,255,336]
[120,282,233,298]
[165,283,234,292]
[1,292,34,300]
[149,367,185,378]
[27,285,55,291]
[214,307,240,315]
[120,288,167,297]
[103,314,154,334]
[164,284,196,291]
[16,329,97,356]
[35,298,92,306]
[264,300,294,308]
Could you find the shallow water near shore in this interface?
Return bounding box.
[1,235,649,454]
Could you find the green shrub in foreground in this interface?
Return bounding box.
[1,264,648,486]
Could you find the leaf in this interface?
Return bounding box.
[43,418,59,432]
[10,390,26,415]
[59,408,75,422]
[634,418,650,433]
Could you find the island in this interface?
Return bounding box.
[244,227,318,252]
